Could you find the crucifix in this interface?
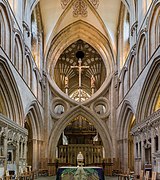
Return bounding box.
[71,51,89,102]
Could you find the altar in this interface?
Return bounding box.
[56,166,104,180]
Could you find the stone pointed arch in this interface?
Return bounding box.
[137,30,147,74]
[118,100,135,140]
[136,57,160,122]
[46,20,115,78]
[148,0,160,57]
[25,100,43,170]
[13,30,24,75]
[0,56,24,126]
[0,1,12,57]
[25,100,43,140]
[24,46,33,88]
[48,105,113,161]
[117,100,135,171]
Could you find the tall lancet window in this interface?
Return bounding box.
[0,16,4,47]
[123,11,130,62]
[119,3,130,69]
[31,3,43,71]
[155,13,160,49]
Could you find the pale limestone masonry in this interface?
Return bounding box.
[0,0,159,179]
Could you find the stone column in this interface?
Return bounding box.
[23,136,27,170]
[42,71,49,167]
[138,141,140,158]
[3,127,8,176]
[16,133,20,178]
[134,137,137,174]
[20,141,23,158]
[153,151,160,179]
[151,128,155,163]
[141,135,145,169]
[32,139,38,170]
[110,74,117,158]
[123,138,128,171]
[158,128,160,151]
[24,137,27,159]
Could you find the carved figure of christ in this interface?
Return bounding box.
[71,58,89,101]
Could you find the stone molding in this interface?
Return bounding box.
[131,110,160,136]
[131,21,138,37]
[0,114,28,135]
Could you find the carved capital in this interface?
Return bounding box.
[23,21,30,37]
[131,44,136,56]
[131,21,138,36]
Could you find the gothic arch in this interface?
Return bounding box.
[25,101,43,170]
[148,0,160,57]
[117,100,135,170]
[137,31,147,74]
[25,101,43,140]
[32,68,38,97]
[122,67,128,97]
[118,100,135,140]
[32,68,42,103]
[119,67,128,101]
[118,2,130,69]
[13,31,23,75]
[0,56,24,125]
[136,57,160,122]
[46,20,115,78]
[128,55,136,88]
[0,1,12,57]
[31,2,43,70]
[24,47,33,88]
[48,105,113,161]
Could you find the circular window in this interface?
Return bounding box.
[54,104,64,115]
[90,97,110,119]
[95,104,106,115]
[50,97,69,120]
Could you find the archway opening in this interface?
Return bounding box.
[54,39,106,101]
[128,116,135,171]
[24,116,33,168]
[56,115,105,166]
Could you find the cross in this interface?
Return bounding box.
[71,53,89,102]
[71,58,89,88]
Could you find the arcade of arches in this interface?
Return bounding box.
[0,0,160,178]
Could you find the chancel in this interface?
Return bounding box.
[0,0,160,179]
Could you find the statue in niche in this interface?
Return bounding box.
[62,132,68,145]
[64,76,69,88]
[91,75,95,88]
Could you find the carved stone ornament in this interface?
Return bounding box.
[89,0,99,9]
[61,0,99,17]
[61,0,71,9]
[73,0,88,17]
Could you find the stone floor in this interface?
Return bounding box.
[37,176,118,180]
